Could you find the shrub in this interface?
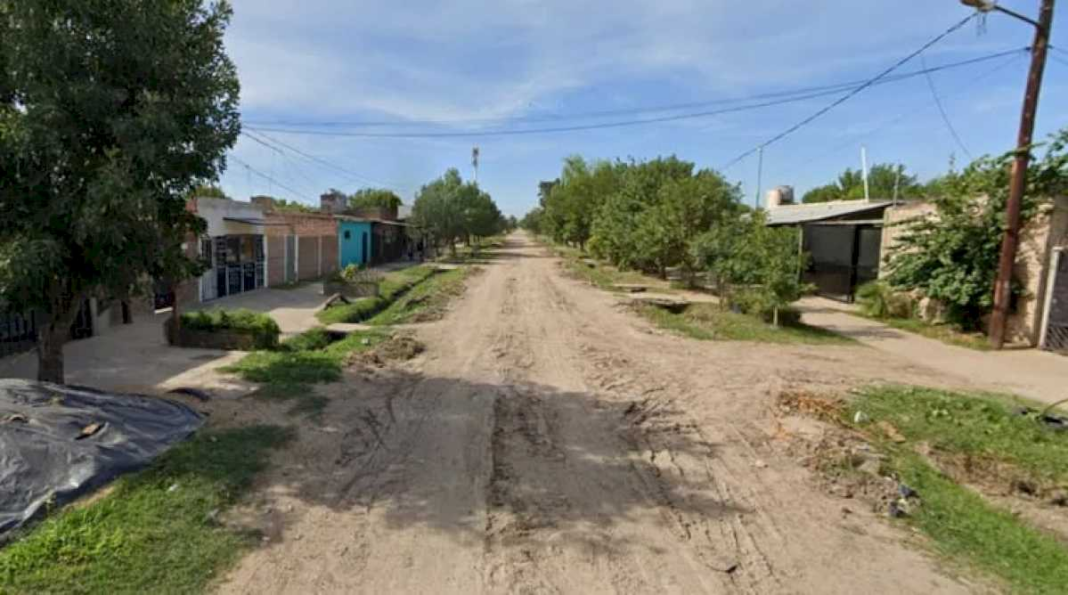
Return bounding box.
[180,309,280,350]
[856,281,913,319]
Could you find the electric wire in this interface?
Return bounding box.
[243,130,411,193]
[720,13,978,171]
[921,54,974,160]
[242,50,1020,130]
[778,50,1025,180]
[228,154,318,203]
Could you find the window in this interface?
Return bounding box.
[344,230,352,240]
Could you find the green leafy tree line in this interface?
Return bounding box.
[533,155,746,281]
[1,0,241,382]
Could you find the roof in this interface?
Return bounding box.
[765,199,893,226]
[334,215,410,227]
[222,216,288,227]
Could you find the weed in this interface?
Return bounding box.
[843,386,1068,593]
[639,303,851,345]
[316,266,439,325]
[369,267,473,325]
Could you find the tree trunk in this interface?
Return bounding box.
[168,281,181,345]
[773,307,780,328]
[36,299,81,384]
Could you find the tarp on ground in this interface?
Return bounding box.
[0,379,204,540]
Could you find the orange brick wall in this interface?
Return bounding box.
[298,236,319,281]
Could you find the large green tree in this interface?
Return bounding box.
[409,169,504,255]
[0,0,240,382]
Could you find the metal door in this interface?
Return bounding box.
[285,235,297,283]
[1042,249,1068,353]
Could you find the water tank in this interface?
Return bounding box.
[765,186,794,209]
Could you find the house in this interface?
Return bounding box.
[881,196,1068,350]
[325,194,414,268]
[765,186,894,301]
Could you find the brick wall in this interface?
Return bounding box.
[267,235,286,286]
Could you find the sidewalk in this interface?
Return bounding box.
[0,311,251,398]
[798,297,1068,407]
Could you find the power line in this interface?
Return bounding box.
[241,131,339,192]
[241,51,1019,130]
[243,47,1026,143]
[921,54,974,160]
[228,154,317,203]
[780,50,1024,179]
[720,13,978,171]
[243,130,411,193]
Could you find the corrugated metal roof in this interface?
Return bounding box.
[765,200,892,226]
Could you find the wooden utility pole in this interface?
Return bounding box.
[989,0,1055,349]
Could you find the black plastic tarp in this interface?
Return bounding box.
[0,379,204,540]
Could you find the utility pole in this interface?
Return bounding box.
[755,147,764,208]
[966,0,1055,349]
[893,165,902,205]
[472,146,480,184]
[861,145,871,201]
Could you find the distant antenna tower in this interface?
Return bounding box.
[472,146,480,184]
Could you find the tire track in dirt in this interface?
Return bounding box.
[219,234,976,594]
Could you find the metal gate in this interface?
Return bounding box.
[1042,248,1068,353]
[0,299,93,358]
[802,223,883,302]
[285,235,297,283]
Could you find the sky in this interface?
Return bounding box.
[220,0,1068,216]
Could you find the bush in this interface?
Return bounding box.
[856,281,913,319]
[180,309,280,350]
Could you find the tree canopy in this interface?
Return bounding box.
[350,188,402,211]
[530,155,743,279]
[408,169,504,254]
[0,0,241,381]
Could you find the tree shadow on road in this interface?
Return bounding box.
[240,367,749,554]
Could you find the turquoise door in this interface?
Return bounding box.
[339,221,373,267]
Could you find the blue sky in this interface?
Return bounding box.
[220,1,1068,216]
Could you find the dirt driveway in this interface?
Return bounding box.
[217,234,981,594]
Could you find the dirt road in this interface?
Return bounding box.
[218,234,977,594]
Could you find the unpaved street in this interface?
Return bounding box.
[218,234,978,594]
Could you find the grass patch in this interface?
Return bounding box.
[368,267,473,325]
[850,386,1068,485]
[315,265,438,325]
[639,302,852,345]
[221,327,389,418]
[0,425,292,594]
[861,314,991,351]
[845,386,1068,593]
